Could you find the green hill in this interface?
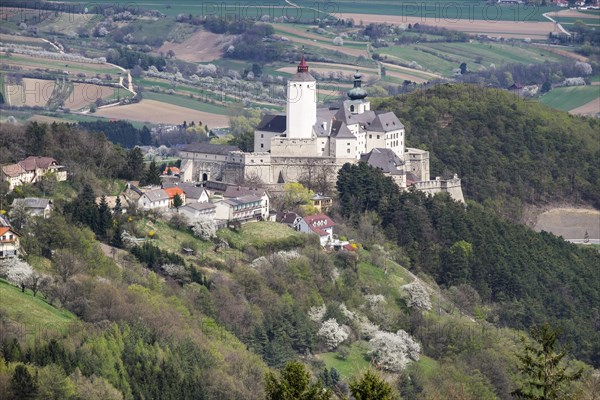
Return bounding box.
[373,84,600,220]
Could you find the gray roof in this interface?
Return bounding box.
[12,197,51,209]
[223,194,262,206]
[334,105,376,127]
[223,185,267,198]
[256,114,286,133]
[143,189,169,202]
[181,202,216,212]
[368,112,404,132]
[361,148,404,175]
[330,120,355,139]
[177,183,207,200]
[289,72,315,82]
[181,143,240,155]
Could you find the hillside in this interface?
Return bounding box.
[372,84,600,220]
[1,121,599,399]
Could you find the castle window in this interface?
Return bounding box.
[369,134,372,139]
[350,105,355,112]
[347,149,351,154]
[261,134,264,138]
[377,135,380,139]
[260,143,264,148]
[321,148,324,152]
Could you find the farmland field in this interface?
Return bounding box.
[538,86,600,112]
[67,83,117,109]
[94,99,230,126]
[158,29,235,62]
[4,78,55,107]
[378,41,569,77]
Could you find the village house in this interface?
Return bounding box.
[215,194,266,223]
[296,213,336,247]
[0,226,20,258]
[138,189,170,211]
[311,194,333,213]
[1,156,67,191]
[163,187,186,208]
[169,183,210,203]
[178,202,217,224]
[223,185,270,220]
[162,166,181,176]
[277,211,302,228]
[11,198,53,218]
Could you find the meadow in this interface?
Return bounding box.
[538,85,600,111]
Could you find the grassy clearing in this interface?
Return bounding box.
[143,92,232,115]
[318,341,371,379]
[538,86,600,111]
[217,221,310,252]
[0,279,77,338]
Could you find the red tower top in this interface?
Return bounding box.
[297,51,309,73]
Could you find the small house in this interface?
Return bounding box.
[11,198,53,218]
[296,214,336,247]
[0,226,20,258]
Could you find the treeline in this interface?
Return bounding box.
[79,120,152,148]
[225,24,285,63]
[337,162,600,367]
[373,84,600,217]
[457,60,596,87]
[106,46,167,71]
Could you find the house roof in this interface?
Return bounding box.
[162,166,180,175]
[223,185,267,199]
[360,148,404,175]
[330,120,354,139]
[143,189,169,202]
[223,194,262,206]
[12,197,52,209]
[256,114,287,133]
[181,202,216,212]
[177,183,207,200]
[368,112,404,132]
[0,226,20,237]
[19,156,58,171]
[2,163,26,177]
[181,143,240,155]
[163,187,184,199]
[302,213,335,236]
[277,211,299,224]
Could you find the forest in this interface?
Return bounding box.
[373,84,600,220]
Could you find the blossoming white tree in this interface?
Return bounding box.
[368,329,421,372]
[0,258,34,291]
[192,216,217,241]
[308,304,327,323]
[401,281,432,311]
[318,318,349,350]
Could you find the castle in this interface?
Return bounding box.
[180,55,463,202]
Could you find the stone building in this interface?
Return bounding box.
[180,55,463,201]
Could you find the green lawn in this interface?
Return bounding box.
[318,341,371,379]
[217,221,309,251]
[538,86,600,111]
[0,279,77,339]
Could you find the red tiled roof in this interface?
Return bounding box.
[163,166,181,175]
[0,227,19,237]
[19,156,58,171]
[163,187,184,198]
[1,163,26,177]
[303,214,335,236]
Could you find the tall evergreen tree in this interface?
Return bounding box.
[265,361,332,400]
[349,370,396,400]
[512,324,583,400]
[10,365,38,400]
[126,147,145,181]
[142,161,161,186]
[97,195,112,238]
[114,195,122,214]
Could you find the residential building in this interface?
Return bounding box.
[1,156,67,191]
[215,194,265,223]
[223,185,270,220]
[296,214,336,247]
[138,189,170,211]
[163,187,186,207]
[11,198,53,218]
[0,226,20,258]
[311,194,333,213]
[178,202,217,224]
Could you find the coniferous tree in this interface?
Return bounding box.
[10,365,38,400]
[67,184,99,232]
[125,147,145,181]
[512,324,583,400]
[142,161,161,186]
[265,361,332,400]
[173,193,183,209]
[97,195,112,238]
[114,196,122,214]
[349,370,396,400]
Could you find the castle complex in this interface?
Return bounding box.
[180,55,463,202]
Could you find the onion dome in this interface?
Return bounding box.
[347,70,368,100]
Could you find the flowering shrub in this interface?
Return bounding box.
[368,329,420,371]
[318,318,349,350]
[401,281,432,311]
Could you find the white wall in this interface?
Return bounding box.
[286,80,317,139]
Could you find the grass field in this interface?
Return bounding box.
[143,92,232,115]
[0,279,77,339]
[538,86,600,111]
[378,41,569,77]
[318,341,371,379]
[217,221,308,251]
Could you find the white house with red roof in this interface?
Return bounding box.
[0,226,20,258]
[296,213,336,247]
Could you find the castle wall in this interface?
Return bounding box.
[271,137,318,157]
[254,130,280,152]
[413,175,464,203]
[405,148,430,182]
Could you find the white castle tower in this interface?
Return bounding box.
[286,52,317,139]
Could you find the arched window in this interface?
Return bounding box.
[350,105,355,112]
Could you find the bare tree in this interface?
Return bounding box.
[52,249,84,282]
